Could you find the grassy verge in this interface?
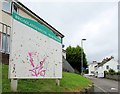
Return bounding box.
[2,64,92,92]
[0,63,2,93]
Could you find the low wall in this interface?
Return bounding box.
[105,74,120,81]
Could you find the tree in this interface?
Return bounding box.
[66,45,88,73]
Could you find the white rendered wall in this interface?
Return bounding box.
[104,59,118,72]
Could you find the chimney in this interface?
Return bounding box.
[93,61,97,63]
[110,56,114,59]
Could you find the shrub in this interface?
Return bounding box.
[108,69,116,75]
[116,71,120,75]
[104,71,108,75]
[105,69,120,75]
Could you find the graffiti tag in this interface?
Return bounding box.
[28,52,46,77]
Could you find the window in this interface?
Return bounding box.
[0,24,2,32]
[6,35,10,53]
[117,65,120,70]
[0,23,3,51]
[2,33,10,53]
[91,71,94,74]
[13,4,18,12]
[2,0,11,13]
[7,27,11,35]
[2,33,6,52]
[106,65,109,69]
[3,25,6,33]
[0,32,2,51]
[0,23,10,53]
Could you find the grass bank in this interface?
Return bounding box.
[2,64,92,92]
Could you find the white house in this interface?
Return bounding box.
[62,49,66,59]
[96,56,120,77]
[88,61,98,76]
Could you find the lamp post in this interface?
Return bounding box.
[81,39,86,75]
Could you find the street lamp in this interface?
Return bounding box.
[81,39,86,75]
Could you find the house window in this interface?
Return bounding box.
[2,33,6,52]
[0,23,10,53]
[13,4,18,12]
[6,35,10,53]
[106,65,109,69]
[2,0,11,13]
[117,65,120,70]
[91,71,94,74]
[0,32,2,51]
[0,24,2,32]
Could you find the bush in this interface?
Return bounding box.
[116,71,120,75]
[104,71,108,75]
[105,69,120,75]
[108,69,116,75]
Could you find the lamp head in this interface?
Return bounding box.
[82,39,86,41]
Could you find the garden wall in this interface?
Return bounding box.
[105,74,120,81]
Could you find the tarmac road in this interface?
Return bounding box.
[85,75,119,94]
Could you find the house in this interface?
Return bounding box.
[88,61,99,76]
[62,49,66,59]
[95,56,120,78]
[0,0,64,64]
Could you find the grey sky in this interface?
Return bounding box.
[19,0,118,63]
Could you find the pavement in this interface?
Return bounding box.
[84,74,119,94]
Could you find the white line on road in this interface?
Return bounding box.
[111,87,117,90]
[94,84,108,93]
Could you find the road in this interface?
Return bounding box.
[85,75,119,93]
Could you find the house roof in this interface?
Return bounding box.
[62,49,66,53]
[13,0,64,38]
[98,56,114,67]
[88,61,98,65]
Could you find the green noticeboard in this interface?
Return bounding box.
[12,12,62,43]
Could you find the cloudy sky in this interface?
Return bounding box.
[19,0,118,63]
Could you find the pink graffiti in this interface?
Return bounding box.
[28,52,34,67]
[28,52,47,77]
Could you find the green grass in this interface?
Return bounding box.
[2,64,92,92]
[0,63,2,93]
